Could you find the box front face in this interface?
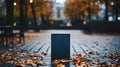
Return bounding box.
[51,34,70,66]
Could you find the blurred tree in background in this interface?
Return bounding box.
[64,0,120,26]
[4,0,53,26]
[0,0,119,27]
[32,0,53,27]
[5,0,14,26]
[64,0,100,26]
[0,1,6,26]
[100,0,120,21]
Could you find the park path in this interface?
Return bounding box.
[13,30,120,67]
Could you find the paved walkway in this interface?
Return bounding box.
[14,30,120,67]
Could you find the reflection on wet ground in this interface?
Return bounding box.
[0,30,120,67]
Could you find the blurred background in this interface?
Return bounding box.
[0,0,119,28]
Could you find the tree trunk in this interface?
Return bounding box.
[96,13,99,20]
[114,0,119,22]
[24,0,28,26]
[41,14,46,27]
[5,0,14,48]
[88,0,91,20]
[46,15,50,26]
[19,0,25,26]
[19,0,25,43]
[31,3,37,26]
[112,11,115,21]
[88,8,91,20]
[105,0,109,21]
[5,0,14,26]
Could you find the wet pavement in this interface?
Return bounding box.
[0,30,120,67]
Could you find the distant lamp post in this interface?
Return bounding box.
[14,2,17,6]
[118,17,120,21]
[83,20,87,25]
[13,2,17,27]
[30,0,33,3]
[111,2,114,6]
[13,22,17,27]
